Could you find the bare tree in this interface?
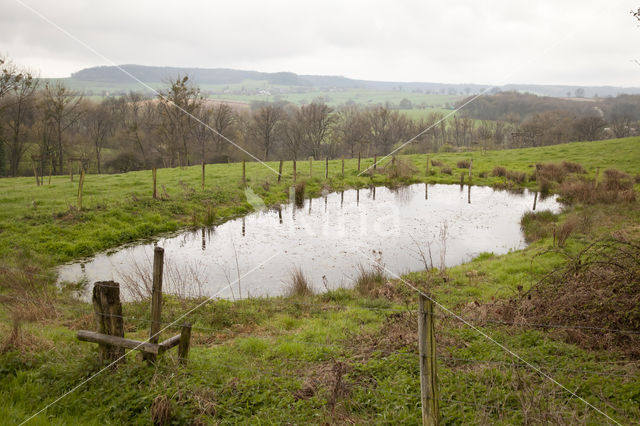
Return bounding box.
[41,82,84,173]
[250,104,282,160]
[336,106,368,157]
[156,75,202,167]
[0,69,38,176]
[84,100,115,173]
[211,102,236,153]
[300,102,335,158]
[282,105,304,160]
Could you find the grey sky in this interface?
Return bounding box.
[1,0,638,86]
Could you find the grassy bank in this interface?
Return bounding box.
[1,137,639,424]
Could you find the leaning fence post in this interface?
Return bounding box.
[278,159,283,183]
[418,294,439,426]
[145,246,164,362]
[178,323,192,364]
[92,281,125,363]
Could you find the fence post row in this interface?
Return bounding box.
[418,294,439,426]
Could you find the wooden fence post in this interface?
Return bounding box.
[146,246,164,362]
[460,172,464,186]
[341,156,345,177]
[392,155,396,167]
[69,160,74,182]
[325,157,329,179]
[278,159,283,183]
[357,152,361,172]
[595,166,600,188]
[32,161,40,186]
[373,154,377,171]
[469,159,473,181]
[152,168,157,199]
[293,159,297,183]
[201,161,205,190]
[418,294,439,426]
[178,323,192,364]
[533,191,538,211]
[309,157,313,178]
[92,281,125,363]
[242,160,246,185]
[426,155,430,176]
[77,168,85,211]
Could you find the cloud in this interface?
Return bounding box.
[1,0,638,86]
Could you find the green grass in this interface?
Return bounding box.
[1,137,639,424]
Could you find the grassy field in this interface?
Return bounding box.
[1,137,639,424]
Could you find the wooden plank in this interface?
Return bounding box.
[92,281,124,362]
[77,330,160,355]
[159,334,181,350]
[418,294,439,426]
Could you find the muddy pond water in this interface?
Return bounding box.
[58,184,561,301]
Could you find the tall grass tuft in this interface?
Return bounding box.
[354,264,386,297]
[491,166,507,177]
[287,266,313,298]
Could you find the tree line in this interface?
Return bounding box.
[1,57,637,177]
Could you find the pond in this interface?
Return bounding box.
[58,184,561,301]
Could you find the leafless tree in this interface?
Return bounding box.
[0,68,39,176]
[41,81,84,173]
[336,105,368,157]
[250,104,282,160]
[84,100,115,173]
[300,102,335,158]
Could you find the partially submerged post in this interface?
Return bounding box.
[533,191,538,210]
[418,294,439,426]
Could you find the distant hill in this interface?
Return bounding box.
[68,64,640,99]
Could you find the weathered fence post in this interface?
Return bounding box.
[201,161,205,190]
[469,159,473,181]
[426,155,430,176]
[92,281,125,363]
[278,159,283,183]
[178,323,192,364]
[325,157,329,179]
[392,155,396,167]
[77,168,85,211]
[309,157,313,178]
[533,191,538,211]
[595,166,600,188]
[341,156,345,177]
[373,154,377,171]
[146,246,164,362]
[418,294,439,426]
[242,160,246,185]
[152,168,157,199]
[357,152,361,172]
[293,159,297,183]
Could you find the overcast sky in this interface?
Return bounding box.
[1,0,639,86]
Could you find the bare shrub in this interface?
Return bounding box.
[603,169,633,191]
[354,265,386,297]
[560,178,636,204]
[456,159,471,169]
[287,266,313,298]
[506,170,527,183]
[431,159,444,167]
[556,216,577,247]
[385,157,415,180]
[0,261,58,322]
[491,166,507,177]
[561,161,586,174]
[538,177,552,195]
[441,166,452,175]
[487,238,640,355]
[535,163,567,183]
